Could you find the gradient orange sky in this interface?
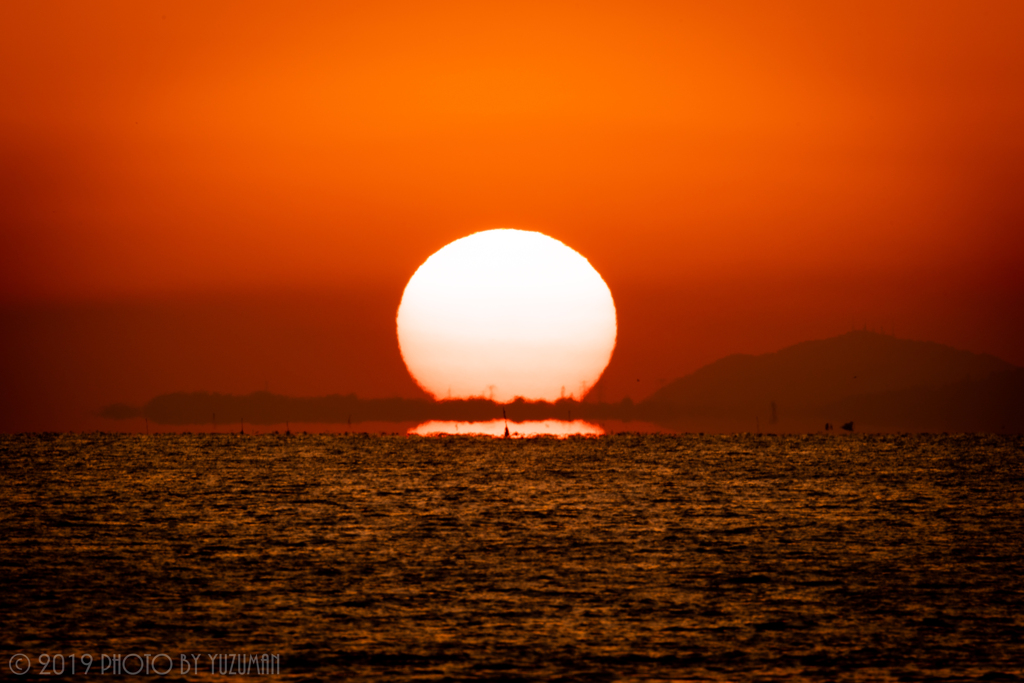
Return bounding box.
[2,1,1022,430]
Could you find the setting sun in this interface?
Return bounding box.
[396,229,617,403]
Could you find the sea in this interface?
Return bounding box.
[1,432,1022,682]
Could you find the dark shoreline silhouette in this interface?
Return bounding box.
[101,331,1024,433]
[101,391,641,427]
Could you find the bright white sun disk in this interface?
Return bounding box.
[396,229,617,402]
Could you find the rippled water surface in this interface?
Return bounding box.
[2,433,1023,681]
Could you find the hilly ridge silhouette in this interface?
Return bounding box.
[643,330,1022,432]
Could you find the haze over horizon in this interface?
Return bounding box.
[2,1,1023,432]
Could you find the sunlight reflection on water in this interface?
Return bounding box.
[408,419,604,437]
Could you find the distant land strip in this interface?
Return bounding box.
[100,392,639,426]
[100,374,1024,434]
[100,332,1024,433]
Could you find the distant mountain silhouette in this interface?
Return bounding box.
[819,367,1024,433]
[641,330,1022,433]
[100,331,1023,433]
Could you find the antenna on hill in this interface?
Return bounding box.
[503,407,510,439]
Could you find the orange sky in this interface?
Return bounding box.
[2,1,1022,430]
